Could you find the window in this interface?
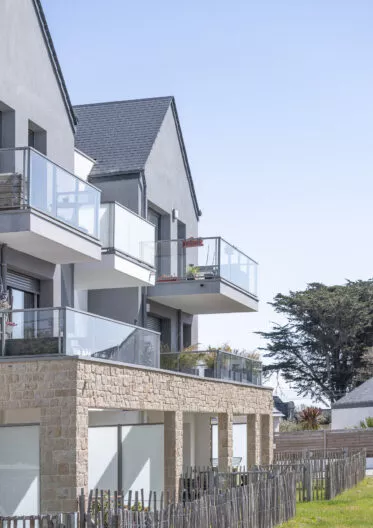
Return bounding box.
[183,323,192,349]
[146,314,171,352]
[148,208,162,241]
[28,120,46,155]
[28,129,35,148]
[7,271,40,339]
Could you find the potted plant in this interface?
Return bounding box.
[186,264,199,280]
[204,351,217,378]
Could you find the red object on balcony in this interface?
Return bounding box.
[157,276,178,282]
[182,238,204,248]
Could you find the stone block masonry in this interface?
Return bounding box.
[0,357,273,512]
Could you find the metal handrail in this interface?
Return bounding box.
[101,201,156,228]
[0,146,101,193]
[155,236,258,265]
[0,306,161,336]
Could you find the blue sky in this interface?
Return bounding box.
[43,0,373,403]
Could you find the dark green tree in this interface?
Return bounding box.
[258,280,373,405]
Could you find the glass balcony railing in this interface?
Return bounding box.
[0,147,100,238]
[0,307,160,368]
[155,237,258,297]
[100,202,155,267]
[160,350,262,386]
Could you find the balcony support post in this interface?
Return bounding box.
[260,413,273,465]
[218,412,233,471]
[247,413,260,467]
[164,410,183,498]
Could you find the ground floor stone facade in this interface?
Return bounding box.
[0,357,273,512]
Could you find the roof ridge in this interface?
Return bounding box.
[74,96,174,109]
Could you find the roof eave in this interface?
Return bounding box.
[333,401,373,410]
[169,98,202,220]
[32,0,77,132]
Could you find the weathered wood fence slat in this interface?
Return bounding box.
[274,429,373,456]
[0,450,366,528]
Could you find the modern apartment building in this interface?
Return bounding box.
[0,0,273,516]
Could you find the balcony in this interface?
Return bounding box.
[0,307,160,368]
[0,147,101,263]
[160,350,262,386]
[75,202,156,289]
[147,237,258,314]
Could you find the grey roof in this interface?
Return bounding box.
[32,0,76,130]
[74,97,201,217]
[333,378,373,409]
[74,97,172,176]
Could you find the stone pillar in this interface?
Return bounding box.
[260,413,273,465]
[218,413,233,470]
[40,398,88,513]
[247,413,260,467]
[164,410,183,497]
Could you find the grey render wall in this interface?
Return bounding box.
[144,105,198,240]
[0,0,75,170]
[147,300,195,352]
[93,177,142,214]
[87,104,200,346]
[5,247,63,307]
[144,104,199,344]
[0,0,76,308]
[88,288,143,327]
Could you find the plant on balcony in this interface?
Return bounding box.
[186,264,200,280]
[0,288,10,311]
[160,353,179,371]
[204,351,217,370]
[179,344,203,370]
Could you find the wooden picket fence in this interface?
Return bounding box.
[273,449,366,502]
[81,472,296,528]
[0,451,366,528]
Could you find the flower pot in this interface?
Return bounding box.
[183,238,204,248]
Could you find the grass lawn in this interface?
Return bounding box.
[280,478,373,528]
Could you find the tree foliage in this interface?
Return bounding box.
[258,280,373,404]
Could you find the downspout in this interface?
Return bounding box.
[0,244,7,357]
[177,309,182,351]
[140,169,148,327]
[140,169,147,218]
[0,244,7,291]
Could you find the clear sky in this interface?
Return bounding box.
[42,0,373,403]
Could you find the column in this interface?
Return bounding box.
[164,410,183,497]
[260,413,273,465]
[247,413,260,467]
[40,399,88,513]
[218,412,233,471]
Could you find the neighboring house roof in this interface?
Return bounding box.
[32,0,77,131]
[273,407,285,418]
[74,96,201,218]
[273,395,295,420]
[333,378,373,409]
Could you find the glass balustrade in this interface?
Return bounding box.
[0,147,100,238]
[100,203,155,266]
[155,237,258,297]
[160,350,262,386]
[1,307,160,368]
